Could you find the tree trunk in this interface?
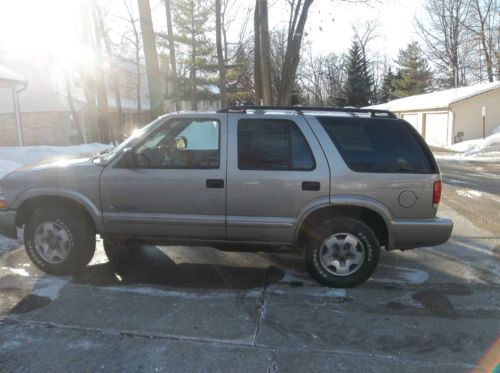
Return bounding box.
[165,0,181,111]
[91,0,111,143]
[79,1,98,142]
[474,0,494,82]
[64,72,85,143]
[259,0,273,105]
[137,0,165,119]
[278,0,313,105]
[124,0,142,114]
[95,6,124,142]
[216,0,228,108]
[190,3,198,111]
[253,0,262,105]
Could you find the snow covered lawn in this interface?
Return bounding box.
[435,131,500,162]
[0,143,111,254]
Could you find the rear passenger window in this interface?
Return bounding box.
[238,119,315,171]
[317,116,435,174]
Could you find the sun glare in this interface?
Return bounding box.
[0,0,94,68]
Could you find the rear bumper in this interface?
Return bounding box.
[0,209,17,239]
[388,217,453,251]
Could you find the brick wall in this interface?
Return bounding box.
[0,111,150,146]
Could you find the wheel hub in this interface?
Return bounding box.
[319,233,365,276]
[34,221,71,264]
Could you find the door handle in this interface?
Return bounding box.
[302,181,320,191]
[206,179,225,188]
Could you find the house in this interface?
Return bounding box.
[368,81,500,147]
[0,52,150,146]
[0,65,26,146]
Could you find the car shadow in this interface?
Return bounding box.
[72,245,285,290]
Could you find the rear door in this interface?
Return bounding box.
[226,114,330,244]
[100,115,226,239]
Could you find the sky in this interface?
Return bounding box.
[0,0,426,68]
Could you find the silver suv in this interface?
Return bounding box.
[0,107,453,287]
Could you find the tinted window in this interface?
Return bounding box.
[238,119,315,171]
[134,119,219,169]
[317,116,435,174]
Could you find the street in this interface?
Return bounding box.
[0,158,499,372]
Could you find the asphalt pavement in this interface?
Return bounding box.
[0,158,499,372]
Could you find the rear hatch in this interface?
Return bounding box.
[313,115,442,219]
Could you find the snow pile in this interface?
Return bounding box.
[0,143,110,179]
[438,131,500,162]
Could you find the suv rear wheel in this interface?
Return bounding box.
[24,208,96,275]
[305,217,380,287]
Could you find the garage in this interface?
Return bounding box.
[368,81,500,146]
[425,112,449,147]
[401,113,419,132]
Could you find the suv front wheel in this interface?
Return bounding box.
[24,208,96,276]
[305,217,380,287]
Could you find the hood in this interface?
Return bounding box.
[14,154,95,173]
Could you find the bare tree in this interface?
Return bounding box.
[79,1,99,141]
[467,0,499,82]
[260,0,273,104]
[137,0,164,119]
[417,0,473,88]
[123,0,143,114]
[164,0,181,110]
[216,0,228,108]
[254,0,263,104]
[90,0,112,143]
[63,71,85,143]
[94,3,124,139]
[278,0,314,105]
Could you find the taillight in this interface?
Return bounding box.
[433,180,442,208]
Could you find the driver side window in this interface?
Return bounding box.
[134,118,220,169]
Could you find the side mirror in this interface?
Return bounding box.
[123,147,137,168]
[174,136,188,150]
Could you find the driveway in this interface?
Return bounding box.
[0,159,499,372]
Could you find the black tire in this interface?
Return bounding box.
[24,208,96,276]
[304,217,380,288]
[103,239,140,274]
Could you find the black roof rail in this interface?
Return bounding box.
[217,105,396,118]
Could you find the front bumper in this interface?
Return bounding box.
[0,209,17,239]
[388,217,453,251]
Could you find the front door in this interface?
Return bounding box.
[226,115,330,244]
[100,115,226,240]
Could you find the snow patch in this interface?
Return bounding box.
[1,267,29,277]
[438,131,500,162]
[456,189,483,199]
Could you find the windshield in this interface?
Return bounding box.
[96,118,163,164]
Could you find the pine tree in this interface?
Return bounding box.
[173,0,214,110]
[343,41,373,107]
[380,67,396,103]
[393,42,432,98]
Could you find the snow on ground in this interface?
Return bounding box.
[437,130,500,162]
[0,143,110,179]
[0,143,111,253]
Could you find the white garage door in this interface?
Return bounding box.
[425,113,449,147]
[402,114,419,132]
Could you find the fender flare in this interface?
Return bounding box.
[12,187,104,232]
[293,195,393,243]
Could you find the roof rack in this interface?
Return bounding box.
[217,105,396,118]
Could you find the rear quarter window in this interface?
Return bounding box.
[317,116,438,174]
